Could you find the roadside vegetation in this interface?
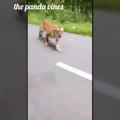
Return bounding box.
[28,0,92,36]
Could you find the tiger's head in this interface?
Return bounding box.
[53,26,64,38]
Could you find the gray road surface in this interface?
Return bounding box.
[28,24,92,120]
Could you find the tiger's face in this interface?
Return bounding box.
[53,26,64,39]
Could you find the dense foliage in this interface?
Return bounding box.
[28,0,92,36]
[29,0,92,20]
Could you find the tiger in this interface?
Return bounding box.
[39,20,64,51]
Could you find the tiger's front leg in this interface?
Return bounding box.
[56,38,62,52]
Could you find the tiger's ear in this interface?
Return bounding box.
[61,27,64,31]
[54,27,60,31]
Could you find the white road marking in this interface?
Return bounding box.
[56,62,92,81]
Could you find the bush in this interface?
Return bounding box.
[28,10,92,36]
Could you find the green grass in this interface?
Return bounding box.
[62,22,92,36]
[94,0,120,12]
[28,11,92,36]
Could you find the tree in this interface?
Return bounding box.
[53,0,60,5]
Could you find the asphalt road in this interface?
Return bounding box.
[28,24,92,120]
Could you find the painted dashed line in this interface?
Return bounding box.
[56,62,92,81]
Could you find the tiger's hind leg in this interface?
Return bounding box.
[39,23,44,37]
[44,33,49,46]
[39,30,43,37]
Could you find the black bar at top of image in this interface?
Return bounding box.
[0,0,27,120]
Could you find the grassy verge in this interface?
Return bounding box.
[28,11,92,36]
